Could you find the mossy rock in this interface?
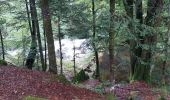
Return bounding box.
[72,69,89,83]
[0,60,7,66]
[23,96,47,100]
[50,74,71,85]
[56,74,71,84]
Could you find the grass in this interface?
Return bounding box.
[23,96,47,100]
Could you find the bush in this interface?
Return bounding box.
[72,69,89,83]
[56,74,71,85]
[50,74,71,85]
[0,60,7,66]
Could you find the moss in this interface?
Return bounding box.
[50,74,71,85]
[23,96,47,100]
[72,69,89,83]
[0,60,7,66]
[159,97,166,100]
[56,74,71,85]
[105,93,116,100]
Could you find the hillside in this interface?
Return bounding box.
[0,66,104,100]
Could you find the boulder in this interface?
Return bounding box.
[98,46,130,82]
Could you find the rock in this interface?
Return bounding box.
[98,46,130,82]
[72,69,89,83]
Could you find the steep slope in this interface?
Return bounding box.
[0,66,104,100]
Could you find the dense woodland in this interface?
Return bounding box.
[0,0,170,99]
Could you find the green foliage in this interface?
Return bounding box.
[56,74,71,85]
[105,93,116,100]
[159,86,168,100]
[0,60,8,66]
[72,69,89,83]
[94,81,112,94]
[159,96,167,100]
[23,96,47,100]
[50,74,70,85]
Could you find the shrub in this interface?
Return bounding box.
[0,60,7,66]
[72,69,89,83]
[56,74,71,85]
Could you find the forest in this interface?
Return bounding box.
[0,0,170,99]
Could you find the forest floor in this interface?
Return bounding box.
[0,66,104,100]
[81,79,170,100]
[1,66,170,100]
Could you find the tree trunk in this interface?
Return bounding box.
[24,0,32,35]
[123,0,135,78]
[57,16,63,74]
[25,0,37,69]
[43,25,47,70]
[92,0,100,79]
[131,0,144,80]
[73,44,76,75]
[41,8,47,71]
[135,0,163,82]
[33,0,45,71]
[109,0,115,81]
[41,0,57,74]
[162,0,170,85]
[0,29,5,60]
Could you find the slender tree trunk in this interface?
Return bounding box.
[57,16,63,75]
[25,0,37,69]
[92,0,100,79]
[43,26,47,70]
[41,0,57,74]
[123,0,135,79]
[132,0,144,80]
[0,29,5,60]
[22,31,26,66]
[24,0,33,34]
[109,0,115,81]
[73,44,76,75]
[32,0,45,71]
[41,7,47,71]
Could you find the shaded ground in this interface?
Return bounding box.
[82,79,170,100]
[0,66,104,100]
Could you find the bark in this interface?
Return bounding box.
[41,6,47,71]
[123,0,133,18]
[43,25,47,70]
[0,29,5,60]
[109,0,115,81]
[162,0,170,84]
[41,0,57,74]
[123,0,151,81]
[123,0,135,77]
[92,0,100,79]
[33,0,45,71]
[132,0,143,79]
[57,16,63,74]
[73,45,76,75]
[135,0,163,81]
[25,0,37,69]
[24,0,33,35]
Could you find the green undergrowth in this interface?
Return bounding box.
[105,93,116,100]
[50,74,71,85]
[72,69,89,83]
[0,59,7,66]
[23,96,47,100]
